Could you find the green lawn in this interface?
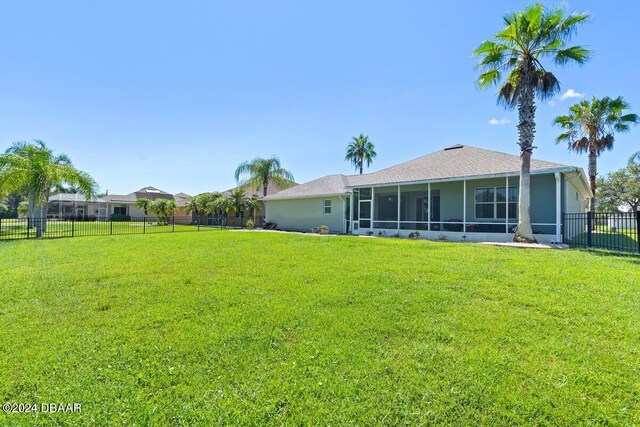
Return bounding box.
[1,231,639,425]
[566,228,638,252]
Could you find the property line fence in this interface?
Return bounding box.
[0,216,227,241]
[563,212,640,253]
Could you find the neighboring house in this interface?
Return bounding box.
[49,186,192,219]
[263,145,592,243]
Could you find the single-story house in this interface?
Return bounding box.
[48,186,192,219]
[262,145,592,243]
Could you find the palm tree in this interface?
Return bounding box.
[134,197,151,216]
[226,189,251,227]
[474,3,591,243]
[345,134,376,174]
[234,156,295,197]
[206,194,232,225]
[0,140,97,236]
[554,96,638,212]
[184,197,199,216]
[148,198,177,225]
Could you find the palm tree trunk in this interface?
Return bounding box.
[588,145,597,213]
[27,193,35,229]
[359,161,363,175]
[263,182,268,197]
[514,65,537,243]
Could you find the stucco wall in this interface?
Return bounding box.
[564,175,588,214]
[265,196,346,233]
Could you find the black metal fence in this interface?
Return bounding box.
[0,216,226,241]
[563,212,640,253]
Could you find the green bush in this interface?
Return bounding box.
[110,214,131,222]
[246,219,255,228]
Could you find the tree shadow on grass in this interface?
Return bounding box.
[578,248,640,265]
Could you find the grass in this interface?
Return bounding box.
[0,231,639,425]
[566,228,638,253]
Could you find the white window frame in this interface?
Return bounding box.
[323,199,332,214]
[474,186,518,220]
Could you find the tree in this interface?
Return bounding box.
[148,198,177,225]
[0,140,97,236]
[234,156,295,197]
[226,189,252,227]
[597,152,640,213]
[474,3,590,242]
[345,134,376,174]
[134,197,151,216]
[184,197,199,216]
[554,96,638,212]
[196,192,222,214]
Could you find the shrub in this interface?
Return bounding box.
[408,231,421,239]
[110,214,131,222]
[246,219,255,228]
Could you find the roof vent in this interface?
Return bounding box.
[444,144,464,151]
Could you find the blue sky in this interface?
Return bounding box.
[1,1,638,195]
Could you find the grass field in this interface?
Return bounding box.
[1,231,639,425]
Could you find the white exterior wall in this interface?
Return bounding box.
[265,196,345,233]
[564,176,588,214]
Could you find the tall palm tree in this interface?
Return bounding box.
[134,197,151,216]
[0,140,97,236]
[474,3,591,243]
[554,96,638,212]
[345,134,376,174]
[234,156,295,197]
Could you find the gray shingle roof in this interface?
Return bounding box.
[263,145,575,201]
[262,174,349,200]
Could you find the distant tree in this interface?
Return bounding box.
[196,192,222,214]
[148,199,177,225]
[474,3,591,242]
[597,152,640,213]
[206,195,232,223]
[134,197,151,216]
[554,96,638,212]
[0,140,97,236]
[345,134,376,175]
[226,189,252,227]
[234,156,295,197]
[184,197,199,216]
[0,192,23,218]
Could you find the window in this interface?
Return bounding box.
[324,199,332,214]
[474,187,517,219]
[113,206,127,216]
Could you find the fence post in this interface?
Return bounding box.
[586,211,593,248]
[172,216,175,232]
[110,218,113,235]
[636,211,640,254]
[143,217,146,234]
[72,217,75,238]
[27,218,30,239]
[197,216,200,231]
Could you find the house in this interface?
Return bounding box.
[48,186,192,219]
[262,145,592,243]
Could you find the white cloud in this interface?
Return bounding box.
[488,117,510,125]
[548,100,555,107]
[559,89,584,100]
